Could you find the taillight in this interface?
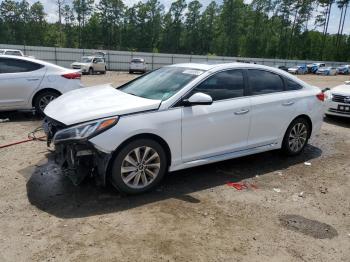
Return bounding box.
[62,72,81,79]
[316,92,326,101]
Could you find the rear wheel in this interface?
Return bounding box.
[34,90,60,115]
[110,139,167,194]
[281,118,310,156]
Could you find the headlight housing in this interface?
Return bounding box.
[53,117,118,144]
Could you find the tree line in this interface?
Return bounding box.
[0,0,350,62]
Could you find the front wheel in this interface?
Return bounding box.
[110,139,167,194]
[281,118,310,156]
[88,67,94,75]
[34,91,60,115]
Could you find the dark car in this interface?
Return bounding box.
[275,65,288,72]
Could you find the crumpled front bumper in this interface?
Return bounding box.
[54,142,111,186]
[43,117,111,186]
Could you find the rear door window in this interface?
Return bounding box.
[248,69,284,95]
[0,58,43,74]
[189,70,245,101]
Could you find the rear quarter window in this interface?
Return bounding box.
[285,78,303,91]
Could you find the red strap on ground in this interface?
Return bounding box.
[227,182,248,190]
[227,182,258,190]
[0,136,46,149]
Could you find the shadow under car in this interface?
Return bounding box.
[26,144,322,219]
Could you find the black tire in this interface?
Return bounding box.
[101,67,107,74]
[281,117,310,156]
[88,67,94,75]
[129,70,133,74]
[110,139,167,194]
[34,90,60,116]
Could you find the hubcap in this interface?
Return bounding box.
[121,146,160,189]
[288,123,308,152]
[39,95,56,110]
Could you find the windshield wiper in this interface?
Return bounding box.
[126,92,139,97]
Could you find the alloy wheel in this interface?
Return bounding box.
[121,146,161,189]
[288,122,308,152]
[39,95,56,111]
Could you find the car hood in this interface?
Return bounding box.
[331,84,350,95]
[44,84,161,125]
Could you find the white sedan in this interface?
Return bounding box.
[43,63,325,194]
[0,55,82,115]
[325,81,350,117]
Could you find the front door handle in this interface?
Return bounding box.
[234,109,250,115]
[27,78,40,81]
[282,101,295,106]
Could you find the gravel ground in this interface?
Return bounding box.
[0,72,349,262]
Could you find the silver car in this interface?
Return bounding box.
[316,67,337,76]
[129,58,147,74]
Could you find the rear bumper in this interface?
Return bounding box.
[129,67,146,72]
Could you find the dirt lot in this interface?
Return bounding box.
[0,72,349,262]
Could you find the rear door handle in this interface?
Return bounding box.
[27,78,40,81]
[282,101,295,106]
[234,109,250,115]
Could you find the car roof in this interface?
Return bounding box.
[167,62,308,86]
[167,62,286,71]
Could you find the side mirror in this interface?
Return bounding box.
[93,60,97,64]
[183,92,213,106]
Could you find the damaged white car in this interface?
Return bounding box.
[43,63,324,194]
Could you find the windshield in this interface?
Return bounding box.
[120,67,204,101]
[81,57,92,63]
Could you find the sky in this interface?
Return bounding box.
[26,0,348,34]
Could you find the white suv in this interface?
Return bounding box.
[71,56,107,75]
[44,63,324,194]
